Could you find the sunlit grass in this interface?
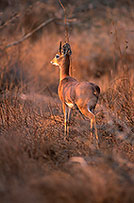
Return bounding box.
[0,1,134,202]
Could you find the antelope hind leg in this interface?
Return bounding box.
[78,105,99,148]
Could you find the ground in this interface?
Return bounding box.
[0,0,134,202]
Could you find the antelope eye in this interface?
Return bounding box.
[56,54,60,59]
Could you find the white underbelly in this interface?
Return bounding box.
[65,102,74,108]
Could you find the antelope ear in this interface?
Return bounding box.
[59,41,62,54]
[63,43,72,56]
[68,48,72,56]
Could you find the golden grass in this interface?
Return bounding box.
[0,1,134,202]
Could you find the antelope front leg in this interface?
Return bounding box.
[90,118,93,139]
[62,103,68,137]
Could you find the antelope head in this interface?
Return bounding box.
[50,42,72,67]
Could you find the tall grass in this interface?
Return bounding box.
[0,0,134,202]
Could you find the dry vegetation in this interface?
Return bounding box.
[0,0,134,202]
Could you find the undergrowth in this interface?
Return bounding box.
[0,0,134,203]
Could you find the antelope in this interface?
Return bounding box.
[51,42,100,146]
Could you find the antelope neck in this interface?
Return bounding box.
[59,55,70,81]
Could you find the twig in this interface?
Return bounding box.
[4,17,56,49]
[58,0,73,77]
[58,0,69,43]
[0,13,20,30]
[0,3,34,30]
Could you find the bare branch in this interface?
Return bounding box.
[58,0,69,43]
[5,17,57,49]
[0,13,20,30]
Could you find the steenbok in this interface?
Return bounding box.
[51,42,100,146]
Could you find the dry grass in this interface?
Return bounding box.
[0,1,134,203]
